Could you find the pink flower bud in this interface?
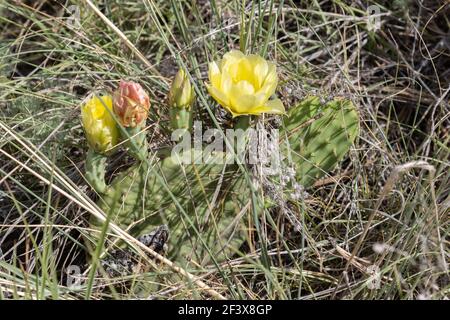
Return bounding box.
[113,81,150,127]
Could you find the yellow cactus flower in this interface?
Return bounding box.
[81,95,119,154]
[206,50,285,117]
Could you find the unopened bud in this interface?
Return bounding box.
[113,81,150,127]
[168,69,195,109]
[168,69,195,132]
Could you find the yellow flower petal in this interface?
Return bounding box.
[262,62,278,87]
[254,91,269,107]
[252,98,285,114]
[246,55,268,89]
[221,50,244,78]
[235,57,253,84]
[220,71,233,96]
[233,80,255,96]
[206,83,229,106]
[91,106,104,119]
[81,95,119,153]
[257,80,277,101]
[208,62,221,89]
[231,95,256,114]
[206,50,283,117]
[222,50,244,62]
[229,81,257,113]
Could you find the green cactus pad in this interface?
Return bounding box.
[282,96,359,187]
[91,149,249,268]
[85,149,108,194]
[170,107,193,133]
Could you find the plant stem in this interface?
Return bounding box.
[124,125,149,162]
[234,115,251,131]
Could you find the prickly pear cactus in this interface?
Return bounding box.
[282,96,359,187]
[91,150,248,267]
[84,92,359,293]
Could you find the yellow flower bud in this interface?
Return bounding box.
[81,95,119,154]
[206,50,285,117]
[168,69,195,109]
[113,81,150,127]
